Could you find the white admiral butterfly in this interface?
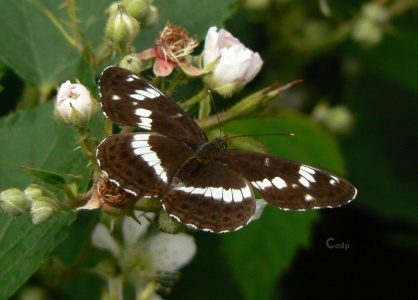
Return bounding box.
[96,67,357,233]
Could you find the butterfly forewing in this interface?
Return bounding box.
[99,67,208,148]
[220,150,357,210]
[163,159,256,233]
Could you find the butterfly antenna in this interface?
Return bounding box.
[227,133,295,141]
[208,89,223,138]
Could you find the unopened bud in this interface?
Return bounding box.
[123,0,150,21]
[30,199,57,224]
[142,5,159,28]
[0,188,30,216]
[352,18,382,46]
[55,81,99,127]
[25,186,58,224]
[312,103,354,134]
[24,185,44,201]
[106,7,140,44]
[119,54,143,74]
[105,1,123,18]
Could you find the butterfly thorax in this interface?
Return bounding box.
[171,137,227,185]
[195,137,227,165]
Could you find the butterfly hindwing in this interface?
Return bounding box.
[220,150,357,210]
[162,159,256,233]
[99,67,208,148]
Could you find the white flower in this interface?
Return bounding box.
[54,81,99,126]
[202,27,263,96]
[92,214,196,299]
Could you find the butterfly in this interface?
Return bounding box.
[96,66,357,233]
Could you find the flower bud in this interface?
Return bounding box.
[202,27,263,97]
[55,81,99,127]
[24,185,44,201]
[119,54,143,74]
[106,7,140,44]
[312,103,354,134]
[105,1,123,18]
[30,199,56,224]
[123,0,150,21]
[0,188,30,216]
[352,18,382,46]
[362,2,388,24]
[24,186,58,224]
[142,5,159,28]
[352,2,388,47]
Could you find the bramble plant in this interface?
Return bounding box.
[1,0,414,300]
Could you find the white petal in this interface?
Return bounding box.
[217,29,241,48]
[202,27,220,66]
[91,223,121,257]
[147,233,196,272]
[122,213,153,248]
[56,80,72,105]
[106,276,124,300]
[252,199,268,221]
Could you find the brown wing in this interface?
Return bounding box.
[162,159,256,233]
[99,66,208,148]
[219,150,357,210]
[96,132,195,196]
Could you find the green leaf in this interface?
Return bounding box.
[220,111,348,299]
[0,0,112,88]
[221,209,319,300]
[22,167,67,187]
[0,102,91,299]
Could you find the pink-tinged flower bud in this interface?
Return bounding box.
[105,7,140,44]
[123,0,150,21]
[54,80,99,126]
[0,188,30,216]
[202,27,263,97]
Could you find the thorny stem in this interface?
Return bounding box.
[59,190,93,209]
[65,0,83,53]
[180,89,210,111]
[76,126,99,174]
[197,80,303,131]
[166,72,187,96]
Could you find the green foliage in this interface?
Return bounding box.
[0,102,88,299]
[0,0,417,299]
